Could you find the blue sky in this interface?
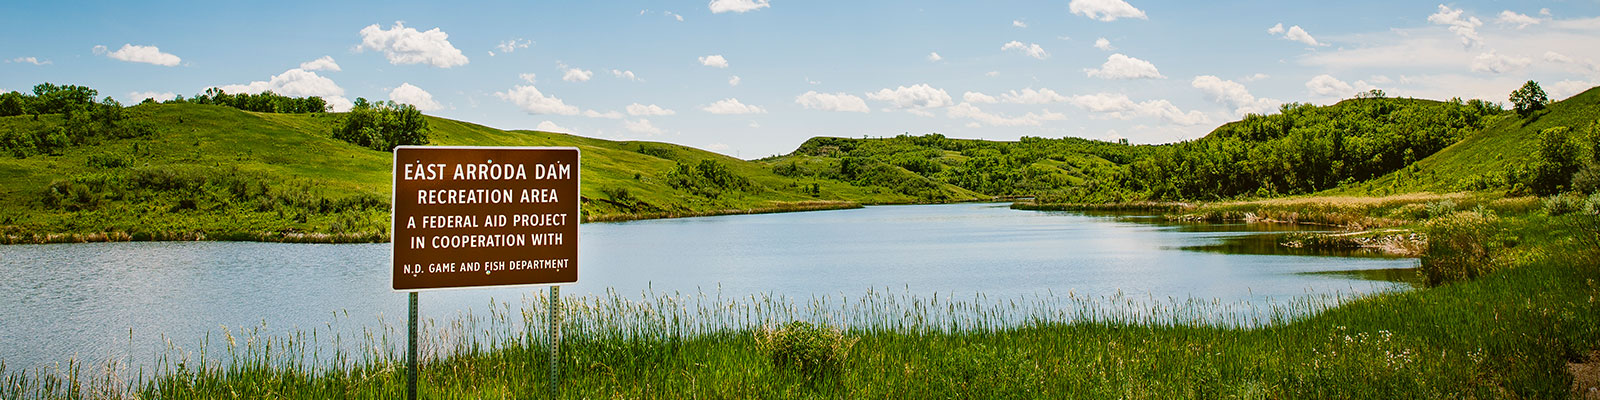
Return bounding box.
[4,0,1599,158]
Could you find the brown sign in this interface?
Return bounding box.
[392,146,579,291]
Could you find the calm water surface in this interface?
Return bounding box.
[0,203,1414,371]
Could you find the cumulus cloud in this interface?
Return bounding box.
[624,119,663,135]
[1469,51,1531,73]
[1428,4,1484,48]
[1268,23,1325,46]
[518,73,537,83]
[357,22,469,68]
[7,57,51,65]
[562,67,593,82]
[1000,88,1069,104]
[1085,53,1164,79]
[866,84,954,109]
[1243,73,1270,82]
[1012,20,1028,28]
[1094,38,1114,51]
[129,91,177,103]
[626,103,676,116]
[1496,10,1541,29]
[698,54,729,68]
[1001,41,1048,59]
[1069,0,1147,22]
[493,38,532,56]
[795,91,870,113]
[298,56,341,72]
[1191,75,1280,116]
[1066,93,1208,126]
[946,103,1066,127]
[928,52,942,62]
[93,44,181,66]
[612,69,639,81]
[388,83,443,111]
[729,75,741,86]
[214,68,348,110]
[708,0,769,13]
[1304,74,1355,96]
[495,85,579,115]
[701,98,766,114]
[535,121,570,133]
[963,91,998,104]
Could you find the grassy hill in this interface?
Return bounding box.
[0,103,966,243]
[1329,86,1600,196]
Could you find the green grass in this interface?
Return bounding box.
[0,103,923,243]
[4,211,1594,398]
[1331,86,1600,196]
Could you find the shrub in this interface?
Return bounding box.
[1543,193,1584,216]
[1573,164,1600,194]
[1584,192,1600,216]
[1419,211,1503,286]
[1424,199,1458,219]
[755,321,857,380]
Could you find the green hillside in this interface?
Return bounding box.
[0,103,959,243]
[1331,86,1600,195]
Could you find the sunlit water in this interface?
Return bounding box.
[0,203,1414,371]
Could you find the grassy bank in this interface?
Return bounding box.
[5,209,1596,398]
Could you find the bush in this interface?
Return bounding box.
[1419,211,1504,286]
[1574,164,1600,194]
[1425,199,1458,219]
[1543,193,1584,216]
[331,98,429,152]
[755,321,857,380]
[1584,192,1600,216]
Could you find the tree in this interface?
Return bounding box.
[331,100,429,152]
[1530,127,1582,195]
[1509,80,1549,116]
[0,91,26,116]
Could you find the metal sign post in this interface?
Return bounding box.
[391,146,581,398]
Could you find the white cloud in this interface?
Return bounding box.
[1012,20,1028,28]
[1001,41,1048,59]
[493,38,531,55]
[216,68,343,98]
[535,121,570,133]
[708,0,769,13]
[946,103,1066,127]
[866,84,953,109]
[1191,75,1280,116]
[1066,93,1208,126]
[729,75,742,86]
[1085,53,1164,79]
[129,91,176,102]
[94,44,181,66]
[963,91,998,104]
[1428,4,1484,48]
[1544,51,1574,64]
[1469,51,1531,74]
[624,119,663,135]
[7,57,51,65]
[795,91,870,113]
[562,67,594,82]
[927,52,942,62]
[699,54,729,68]
[612,69,640,81]
[299,56,341,72]
[1000,88,1069,104]
[357,22,468,68]
[1068,0,1147,22]
[665,11,684,22]
[1497,10,1541,29]
[701,98,767,114]
[388,82,443,111]
[519,73,537,83]
[1094,38,1114,51]
[748,121,761,128]
[1367,75,1393,84]
[582,109,624,119]
[626,103,676,116]
[1547,80,1598,100]
[1268,24,1325,46]
[1242,73,1270,82]
[1304,74,1356,96]
[985,71,1000,77]
[495,85,579,115]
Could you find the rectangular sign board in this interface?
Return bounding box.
[392,146,579,291]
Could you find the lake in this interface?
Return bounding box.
[0,203,1415,372]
